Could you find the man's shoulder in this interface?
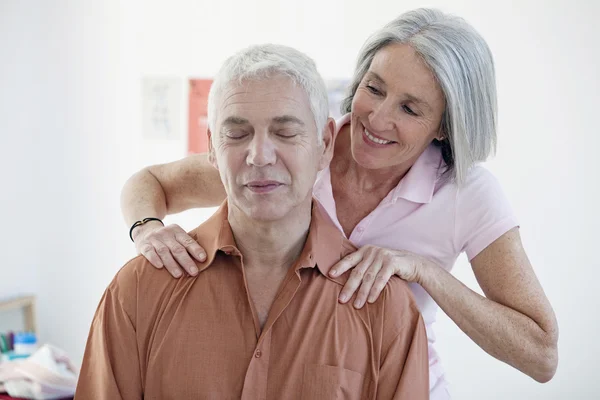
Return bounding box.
[381,277,419,310]
[109,254,173,298]
[370,277,421,331]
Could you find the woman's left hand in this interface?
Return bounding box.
[328,245,433,308]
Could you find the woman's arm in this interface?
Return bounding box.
[330,228,558,382]
[120,153,226,276]
[420,228,558,382]
[121,153,225,227]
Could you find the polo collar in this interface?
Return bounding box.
[188,199,350,285]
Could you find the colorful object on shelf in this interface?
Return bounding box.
[12,333,37,356]
[0,335,9,354]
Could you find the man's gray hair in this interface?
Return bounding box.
[207,44,329,141]
[342,8,497,184]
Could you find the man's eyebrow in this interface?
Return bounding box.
[222,116,249,125]
[272,115,305,126]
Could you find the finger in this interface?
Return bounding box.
[338,252,374,303]
[330,250,364,277]
[138,241,164,269]
[354,258,384,309]
[162,238,200,276]
[367,264,396,303]
[175,232,206,263]
[152,238,183,278]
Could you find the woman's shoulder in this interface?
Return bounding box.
[457,164,506,200]
[436,163,502,197]
[450,164,519,260]
[435,163,511,219]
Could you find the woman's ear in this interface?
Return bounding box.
[436,125,445,141]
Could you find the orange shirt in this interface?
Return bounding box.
[75,201,429,399]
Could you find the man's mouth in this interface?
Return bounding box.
[245,181,283,193]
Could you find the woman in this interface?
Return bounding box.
[121,8,558,398]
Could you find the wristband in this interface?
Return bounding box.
[129,217,164,242]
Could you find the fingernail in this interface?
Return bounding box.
[367,296,375,303]
[354,299,364,308]
[330,269,338,277]
[339,294,348,303]
[199,253,206,261]
[173,270,182,278]
[190,266,199,275]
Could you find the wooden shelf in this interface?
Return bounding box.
[0,296,37,333]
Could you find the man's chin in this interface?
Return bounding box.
[229,194,312,223]
[241,205,290,222]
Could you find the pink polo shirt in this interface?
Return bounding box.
[313,114,519,399]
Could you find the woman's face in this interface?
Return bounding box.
[350,43,446,171]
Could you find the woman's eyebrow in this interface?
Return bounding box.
[365,71,386,85]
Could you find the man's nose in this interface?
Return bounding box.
[246,133,277,167]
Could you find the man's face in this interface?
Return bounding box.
[209,74,334,222]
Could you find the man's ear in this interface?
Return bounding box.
[207,129,218,170]
[318,117,337,171]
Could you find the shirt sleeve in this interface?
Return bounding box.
[455,166,519,261]
[376,281,429,399]
[74,274,142,400]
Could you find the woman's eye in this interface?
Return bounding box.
[402,105,417,116]
[366,85,382,95]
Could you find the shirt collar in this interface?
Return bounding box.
[188,199,352,285]
[337,113,443,205]
[392,144,444,204]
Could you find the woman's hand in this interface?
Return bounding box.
[132,221,206,278]
[328,245,433,308]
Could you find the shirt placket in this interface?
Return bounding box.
[240,330,272,400]
[240,269,303,400]
[349,197,393,244]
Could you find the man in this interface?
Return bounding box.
[75,44,428,399]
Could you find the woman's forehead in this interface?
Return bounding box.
[368,43,445,105]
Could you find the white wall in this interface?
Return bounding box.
[1,0,598,398]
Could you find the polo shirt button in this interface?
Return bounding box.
[255,350,262,358]
[357,226,364,232]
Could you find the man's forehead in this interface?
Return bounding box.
[217,78,313,127]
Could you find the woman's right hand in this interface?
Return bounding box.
[132,221,207,278]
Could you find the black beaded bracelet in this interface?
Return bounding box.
[129,217,164,242]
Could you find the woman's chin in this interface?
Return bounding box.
[351,147,385,170]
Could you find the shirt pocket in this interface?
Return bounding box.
[301,364,366,400]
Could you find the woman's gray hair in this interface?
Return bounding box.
[342,8,497,184]
[207,44,329,142]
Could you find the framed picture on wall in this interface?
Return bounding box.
[187,79,213,154]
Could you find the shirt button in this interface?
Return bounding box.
[255,350,262,358]
[356,226,364,233]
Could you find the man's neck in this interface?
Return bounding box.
[227,200,312,272]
